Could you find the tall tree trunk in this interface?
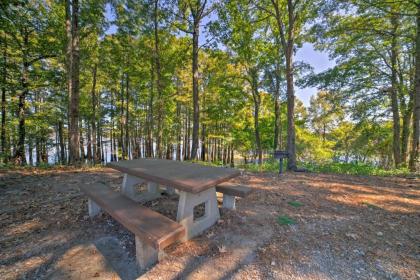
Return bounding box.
[125,74,130,159]
[176,103,181,161]
[1,34,7,163]
[147,60,154,158]
[272,0,297,170]
[390,15,401,167]
[410,3,420,172]
[251,71,262,166]
[16,29,29,165]
[285,43,296,170]
[91,64,98,163]
[273,57,281,151]
[120,74,125,159]
[68,0,80,164]
[154,0,164,158]
[190,18,200,160]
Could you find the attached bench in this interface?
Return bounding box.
[216,183,253,210]
[80,183,185,269]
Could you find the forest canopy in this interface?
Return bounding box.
[0,0,418,173]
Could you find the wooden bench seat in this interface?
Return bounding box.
[80,183,185,269]
[216,183,252,209]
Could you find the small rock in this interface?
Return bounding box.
[271,260,276,266]
[345,233,358,240]
[376,231,383,237]
[218,245,227,253]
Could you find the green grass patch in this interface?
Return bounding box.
[302,162,413,177]
[277,215,296,225]
[288,201,304,208]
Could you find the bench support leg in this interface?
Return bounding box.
[177,187,220,241]
[164,186,176,195]
[222,194,236,210]
[88,199,101,217]
[135,236,158,270]
[147,182,159,194]
[122,174,144,198]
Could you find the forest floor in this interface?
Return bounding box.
[0,167,419,280]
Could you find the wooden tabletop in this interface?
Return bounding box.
[108,159,241,194]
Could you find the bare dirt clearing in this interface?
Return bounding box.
[0,167,419,280]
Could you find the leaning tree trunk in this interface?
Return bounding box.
[409,3,420,172]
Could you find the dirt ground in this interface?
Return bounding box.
[0,167,419,280]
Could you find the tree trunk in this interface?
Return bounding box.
[251,71,262,166]
[285,43,296,170]
[390,15,401,167]
[409,3,420,172]
[154,0,164,158]
[1,33,7,163]
[147,60,154,158]
[87,122,92,161]
[16,30,29,165]
[68,0,80,164]
[190,19,200,160]
[273,58,281,151]
[125,74,130,159]
[58,121,65,164]
[176,103,181,161]
[79,120,85,160]
[91,64,98,163]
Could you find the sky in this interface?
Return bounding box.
[104,4,335,107]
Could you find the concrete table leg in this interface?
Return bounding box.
[122,174,144,199]
[222,194,236,210]
[176,187,220,241]
[88,199,101,217]
[135,236,158,270]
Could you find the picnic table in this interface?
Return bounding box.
[108,159,241,240]
[80,158,252,269]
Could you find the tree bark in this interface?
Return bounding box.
[410,3,420,172]
[90,64,99,163]
[16,29,29,165]
[154,0,164,158]
[125,73,130,159]
[190,18,200,160]
[390,15,401,167]
[250,70,262,166]
[1,33,7,162]
[68,0,81,164]
[273,62,281,151]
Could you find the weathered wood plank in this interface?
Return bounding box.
[80,183,185,250]
[216,183,252,197]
